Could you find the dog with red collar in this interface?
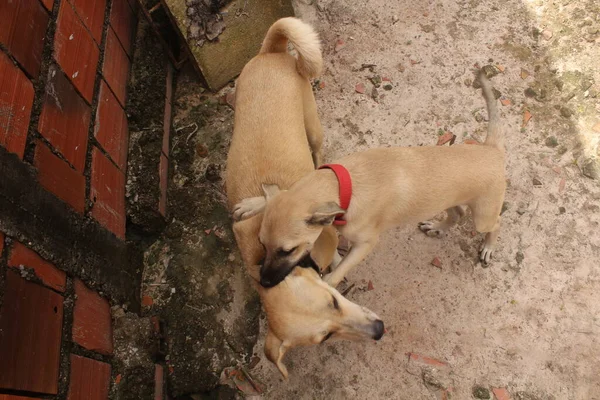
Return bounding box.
[233,70,505,288]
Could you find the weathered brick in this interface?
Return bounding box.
[40,0,54,11]
[90,148,126,238]
[0,395,41,400]
[95,80,129,170]
[8,241,66,292]
[162,100,171,157]
[159,153,168,217]
[407,352,448,367]
[67,355,111,400]
[0,271,64,394]
[72,279,113,354]
[54,0,100,103]
[165,62,173,104]
[154,364,164,400]
[69,0,107,44]
[103,27,130,107]
[0,51,34,159]
[493,388,511,400]
[38,65,90,172]
[110,0,136,56]
[34,140,86,213]
[0,0,49,78]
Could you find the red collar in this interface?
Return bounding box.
[318,164,352,226]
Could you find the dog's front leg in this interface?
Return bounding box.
[323,239,378,287]
[232,196,267,221]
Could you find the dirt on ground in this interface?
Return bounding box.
[239,0,599,399]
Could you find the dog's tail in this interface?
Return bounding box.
[479,70,504,151]
[260,17,322,79]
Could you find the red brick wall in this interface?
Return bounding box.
[0,0,167,399]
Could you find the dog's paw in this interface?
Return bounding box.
[418,221,446,238]
[479,244,494,267]
[232,197,266,221]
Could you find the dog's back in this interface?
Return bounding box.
[226,17,323,208]
[226,17,328,266]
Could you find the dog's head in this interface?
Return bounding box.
[233,215,383,379]
[259,266,384,379]
[258,184,345,287]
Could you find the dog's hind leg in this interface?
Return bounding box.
[302,81,324,167]
[478,216,501,266]
[471,197,503,265]
[418,206,465,238]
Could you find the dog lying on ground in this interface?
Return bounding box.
[225,17,384,378]
[233,70,505,288]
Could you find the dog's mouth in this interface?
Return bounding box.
[259,252,320,287]
[297,252,321,275]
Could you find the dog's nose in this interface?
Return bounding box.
[260,276,274,288]
[372,319,385,340]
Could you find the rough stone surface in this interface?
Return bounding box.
[138,68,260,396]
[165,0,294,90]
[0,145,142,309]
[125,19,169,235]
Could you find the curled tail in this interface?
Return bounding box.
[478,70,504,151]
[260,17,323,79]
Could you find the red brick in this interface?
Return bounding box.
[38,65,90,172]
[69,0,107,44]
[8,241,66,292]
[34,140,86,213]
[126,0,138,14]
[154,365,164,400]
[40,0,54,11]
[90,148,126,238]
[110,0,136,56]
[67,355,111,400]
[142,295,153,306]
[163,100,171,156]
[54,0,100,103]
[0,271,64,394]
[159,153,168,217]
[95,80,129,170]
[165,62,173,103]
[0,396,39,400]
[406,352,448,367]
[0,51,34,158]
[73,279,113,355]
[103,27,130,107]
[0,0,49,78]
[437,132,456,146]
[493,388,511,400]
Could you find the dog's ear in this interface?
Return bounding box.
[307,202,345,225]
[264,328,289,379]
[262,184,281,201]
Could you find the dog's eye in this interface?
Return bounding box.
[277,246,297,256]
[331,296,340,310]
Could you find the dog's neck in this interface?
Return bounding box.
[296,169,343,206]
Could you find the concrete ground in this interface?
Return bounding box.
[247,0,600,398]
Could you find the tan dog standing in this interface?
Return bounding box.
[234,70,505,288]
[226,17,384,378]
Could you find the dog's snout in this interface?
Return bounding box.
[372,319,385,340]
[260,276,274,288]
[259,263,294,288]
